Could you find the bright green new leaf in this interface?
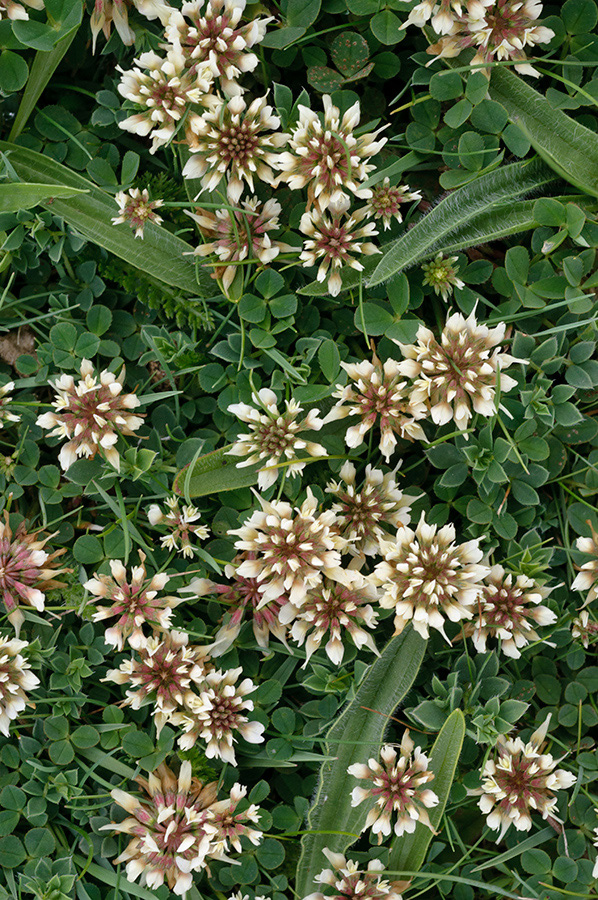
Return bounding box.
[489,66,598,198]
[0,182,86,212]
[387,709,466,875]
[0,142,213,296]
[295,628,427,899]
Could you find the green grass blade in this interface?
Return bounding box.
[367,158,555,288]
[8,27,80,142]
[386,709,465,875]
[0,141,213,295]
[295,627,427,898]
[489,66,598,198]
[472,826,554,872]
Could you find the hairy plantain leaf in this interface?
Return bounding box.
[295,628,426,898]
[367,158,556,287]
[0,141,213,295]
[489,66,598,199]
[387,709,465,875]
[173,446,261,498]
[0,181,86,211]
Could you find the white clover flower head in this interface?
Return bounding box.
[36,359,144,472]
[171,666,265,763]
[147,495,210,558]
[0,636,40,737]
[299,205,380,297]
[422,0,554,77]
[373,513,488,641]
[103,631,211,733]
[100,761,261,893]
[477,715,577,840]
[164,0,273,97]
[284,571,379,666]
[183,94,288,202]
[348,732,439,842]
[228,387,327,490]
[0,381,20,429]
[187,197,293,295]
[364,178,422,230]
[304,846,403,900]
[0,0,42,21]
[202,781,262,856]
[571,527,598,606]
[228,488,349,608]
[421,253,464,300]
[90,0,170,51]
[117,47,216,153]
[277,95,387,211]
[0,513,68,637]
[326,461,415,557]
[185,557,292,656]
[84,552,182,651]
[324,355,427,461]
[571,609,598,649]
[464,564,556,658]
[395,309,525,435]
[112,188,164,239]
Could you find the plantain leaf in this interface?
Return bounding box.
[387,709,466,876]
[295,628,427,899]
[0,181,86,211]
[489,66,598,199]
[366,158,556,288]
[9,27,80,142]
[173,446,262,498]
[0,141,213,295]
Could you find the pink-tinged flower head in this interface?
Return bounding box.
[464,565,556,658]
[183,95,287,203]
[165,0,273,97]
[148,496,210,559]
[103,631,210,733]
[0,382,20,429]
[90,0,169,51]
[202,781,262,855]
[421,253,464,300]
[395,310,524,434]
[348,732,439,842]
[300,205,380,298]
[0,0,42,20]
[284,571,379,666]
[182,558,292,656]
[277,95,387,211]
[0,636,39,737]
[0,514,68,636]
[477,716,576,840]
[324,355,427,461]
[423,0,554,78]
[326,461,415,557]
[36,359,144,472]
[112,188,164,239]
[374,514,488,641]
[304,847,403,900]
[571,527,598,606]
[117,47,215,154]
[227,387,327,490]
[171,666,265,763]
[84,552,182,651]
[572,609,598,649]
[229,489,349,607]
[100,761,261,894]
[187,197,293,296]
[365,178,422,230]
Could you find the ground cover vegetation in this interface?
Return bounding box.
[1,0,598,899]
